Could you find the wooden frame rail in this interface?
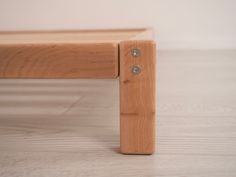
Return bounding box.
[0,29,156,154]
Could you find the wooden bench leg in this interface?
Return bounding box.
[119,40,156,154]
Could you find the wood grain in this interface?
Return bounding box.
[0,43,118,78]
[119,41,156,154]
[0,29,154,78]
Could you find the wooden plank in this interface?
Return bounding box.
[0,29,151,44]
[119,40,156,154]
[0,43,118,78]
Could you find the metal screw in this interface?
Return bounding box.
[131,65,141,75]
[131,48,141,57]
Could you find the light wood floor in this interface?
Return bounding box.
[0,50,236,177]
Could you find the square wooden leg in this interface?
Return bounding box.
[119,41,156,154]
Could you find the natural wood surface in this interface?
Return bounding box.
[0,50,236,176]
[119,41,156,154]
[0,29,152,44]
[0,43,118,78]
[0,29,153,78]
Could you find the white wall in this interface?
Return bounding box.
[0,0,235,50]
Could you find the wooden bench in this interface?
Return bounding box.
[0,29,156,154]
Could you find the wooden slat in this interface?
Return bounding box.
[0,29,150,44]
[119,40,156,154]
[0,43,118,78]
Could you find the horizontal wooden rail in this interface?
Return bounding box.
[0,29,153,79]
[0,43,118,78]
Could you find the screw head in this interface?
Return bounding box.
[131,65,141,75]
[131,48,141,57]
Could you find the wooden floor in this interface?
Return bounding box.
[0,50,236,176]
